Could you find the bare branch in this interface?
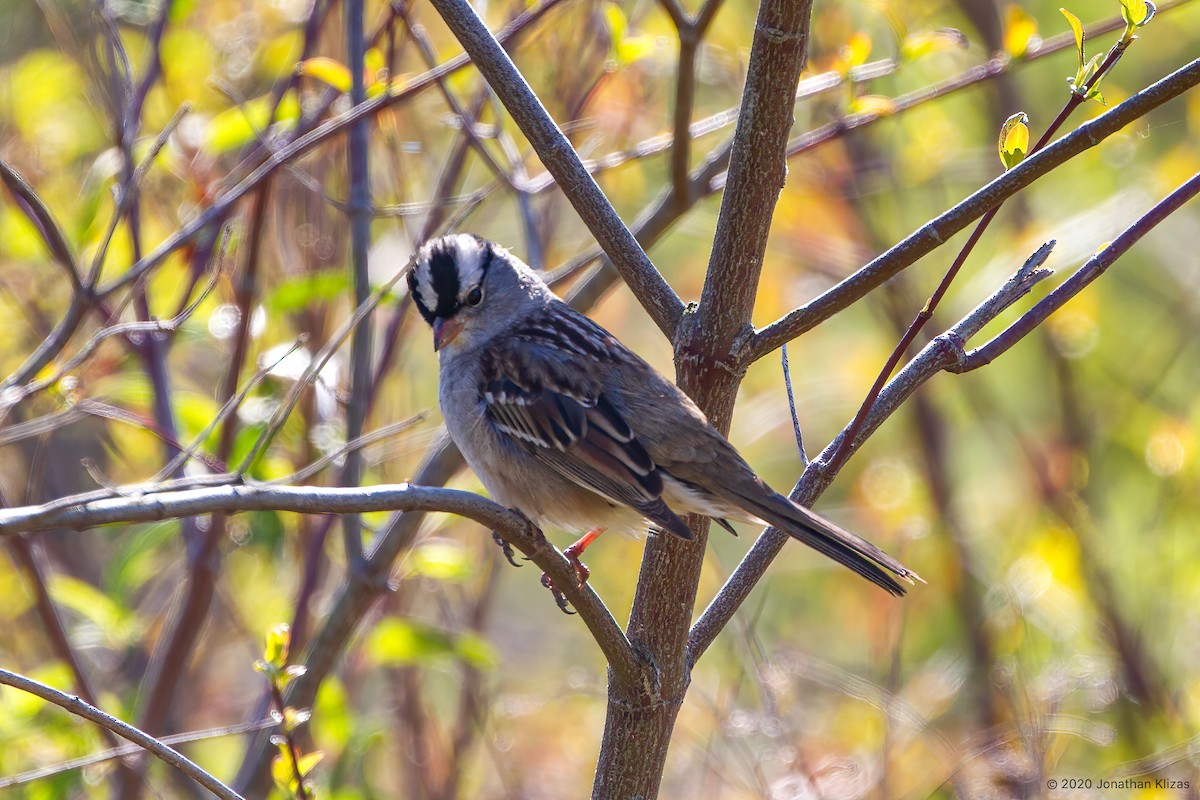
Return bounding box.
[688,242,1058,662]
[747,54,1200,364]
[0,718,275,789]
[0,160,82,291]
[955,172,1200,371]
[426,0,685,337]
[0,668,245,800]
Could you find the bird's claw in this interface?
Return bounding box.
[540,547,591,614]
[491,531,523,568]
[540,572,576,614]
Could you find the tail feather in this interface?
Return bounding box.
[738,489,919,596]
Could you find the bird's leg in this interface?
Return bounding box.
[539,527,605,614]
[491,531,523,568]
[562,527,604,586]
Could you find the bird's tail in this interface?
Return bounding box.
[737,487,920,596]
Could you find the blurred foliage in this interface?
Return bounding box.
[0,0,1198,797]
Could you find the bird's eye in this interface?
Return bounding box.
[465,286,483,307]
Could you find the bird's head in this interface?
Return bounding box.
[408,234,548,353]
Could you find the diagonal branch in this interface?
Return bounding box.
[0,668,245,800]
[954,171,1200,371]
[746,54,1200,364]
[425,0,685,337]
[688,242,1058,662]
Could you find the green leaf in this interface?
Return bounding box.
[1069,53,1107,103]
[998,112,1030,170]
[366,618,498,670]
[367,619,455,665]
[265,271,350,314]
[49,575,144,647]
[204,90,300,154]
[1119,0,1151,27]
[455,632,499,670]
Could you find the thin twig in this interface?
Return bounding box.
[0,718,276,789]
[688,242,1058,663]
[426,0,685,337]
[822,24,1133,475]
[747,55,1200,363]
[953,172,1200,371]
[342,0,374,569]
[0,668,245,800]
[780,344,807,465]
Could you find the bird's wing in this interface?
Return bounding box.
[478,311,692,539]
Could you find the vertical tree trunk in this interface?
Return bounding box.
[591,0,816,796]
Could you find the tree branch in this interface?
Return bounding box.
[425,0,685,337]
[594,0,817,797]
[746,54,1200,363]
[0,668,245,800]
[688,242,1057,661]
[953,171,1200,371]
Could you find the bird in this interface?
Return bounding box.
[407,233,918,607]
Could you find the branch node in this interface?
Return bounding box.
[759,25,804,43]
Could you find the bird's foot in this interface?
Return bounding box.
[491,531,523,568]
[540,572,577,615]
[540,545,589,615]
[538,527,603,614]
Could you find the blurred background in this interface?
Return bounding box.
[1,0,1199,796]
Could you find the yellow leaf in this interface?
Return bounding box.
[1119,0,1150,26]
[364,47,386,84]
[263,622,291,668]
[1060,8,1085,68]
[841,31,872,68]
[900,29,968,60]
[298,56,352,92]
[998,111,1030,170]
[1004,4,1038,57]
[850,95,897,116]
[295,750,325,778]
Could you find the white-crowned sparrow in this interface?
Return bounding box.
[408,234,918,600]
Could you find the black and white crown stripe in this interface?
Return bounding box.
[408,234,494,323]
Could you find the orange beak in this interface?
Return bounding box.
[432,317,464,351]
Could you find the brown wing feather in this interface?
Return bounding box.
[478,317,692,539]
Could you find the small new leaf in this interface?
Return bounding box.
[998,112,1030,170]
[1067,53,1106,104]
[263,623,291,670]
[283,706,313,733]
[1119,0,1153,28]
[1060,8,1085,69]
